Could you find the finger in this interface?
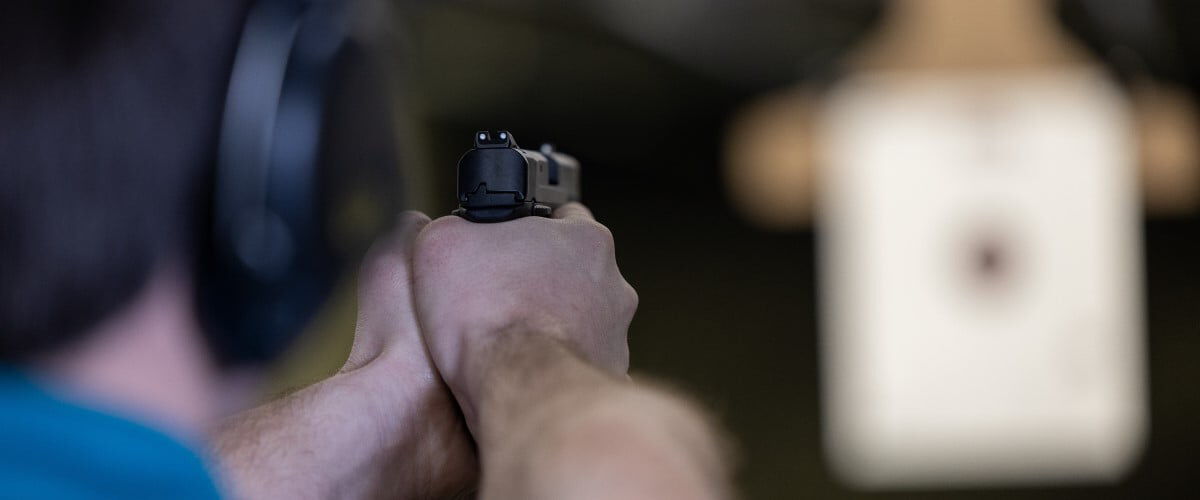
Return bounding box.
[358,211,430,318]
[345,211,431,370]
[391,210,433,255]
[552,202,595,221]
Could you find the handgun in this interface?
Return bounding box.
[452,130,581,223]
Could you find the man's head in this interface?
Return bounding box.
[0,0,248,361]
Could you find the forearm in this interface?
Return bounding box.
[210,359,457,500]
[467,333,731,500]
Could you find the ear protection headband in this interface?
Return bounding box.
[202,0,401,365]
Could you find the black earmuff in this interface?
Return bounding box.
[201,0,402,366]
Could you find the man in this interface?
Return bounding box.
[0,1,729,499]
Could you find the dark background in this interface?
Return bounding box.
[275,1,1200,497]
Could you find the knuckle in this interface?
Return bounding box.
[411,216,467,268]
[623,281,639,313]
[367,212,429,259]
[512,215,546,232]
[397,213,432,239]
[361,234,407,274]
[575,220,615,250]
[424,214,467,233]
[358,247,408,293]
[416,216,465,246]
[397,210,432,227]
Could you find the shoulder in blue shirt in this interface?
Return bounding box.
[0,367,223,499]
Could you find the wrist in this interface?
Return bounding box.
[213,368,408,500]
[339,349,441,437]
[325,355,475,497]
[458,330,616,448]
[488,388,733,500]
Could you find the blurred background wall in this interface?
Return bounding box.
[265,1,1200,497]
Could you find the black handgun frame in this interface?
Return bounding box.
[453,131,580,223]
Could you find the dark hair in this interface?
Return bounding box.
[0,0,248,359]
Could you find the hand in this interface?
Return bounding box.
[411,203,638,429]
[339,211,478,499]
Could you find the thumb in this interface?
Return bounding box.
[343,210,432,372]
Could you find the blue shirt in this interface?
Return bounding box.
[0,368,223,499]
